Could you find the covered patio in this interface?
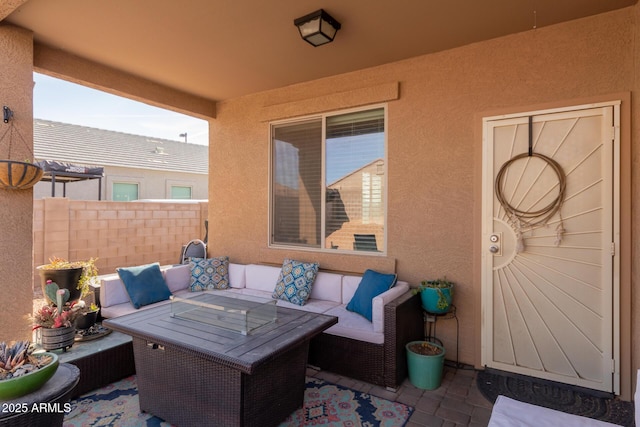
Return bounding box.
[1,0,639,424]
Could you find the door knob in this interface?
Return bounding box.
[489,245,500,253]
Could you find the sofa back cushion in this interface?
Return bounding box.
[342,275,362,304]
[310,271,342,303]
[162,264,191,293]
[100,273,129,308]
[245,264,281,292]
[228,263,246,288]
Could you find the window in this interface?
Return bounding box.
[270,107,386,253]
[171,185,192,199]
[112,182,138,201]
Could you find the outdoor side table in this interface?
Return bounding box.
[423,304,460,367]
[0,363,79,427]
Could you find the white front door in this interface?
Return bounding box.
[481,102,620,393]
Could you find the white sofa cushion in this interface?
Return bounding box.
[488,395,621,427]
[228,263,246,288]
[162,264,191,293]
[245,264,281,292]
[372,282,409,333]
[341,275,361,304]
[99,273,130,307]
[276,298,340,314]
[310,271,342,303]
[323,306,384,344]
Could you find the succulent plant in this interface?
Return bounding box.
[0,340,29,373]
[0,341,53,380]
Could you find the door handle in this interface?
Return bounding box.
[489,245,500,254]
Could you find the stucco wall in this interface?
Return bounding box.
[209,6,636,395]
[0,25,34,342]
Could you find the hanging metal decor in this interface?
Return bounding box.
[0,106,43,190]
[494,116,567,252]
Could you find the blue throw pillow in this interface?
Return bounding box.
[189,256,230,291]
[117,262,172,309]
[346,269,397,321]
[272,259,319,306]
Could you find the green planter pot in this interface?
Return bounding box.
[0,352,59,399]
[420,286,453,314]
[406,341,445,390]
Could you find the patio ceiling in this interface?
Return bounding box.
[1,0,636,103]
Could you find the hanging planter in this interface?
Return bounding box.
[0,106,43,190]
[0,159,43,190]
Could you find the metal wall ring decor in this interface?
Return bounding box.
[494,151,566,231]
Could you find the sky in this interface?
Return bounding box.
[33,73,209,146]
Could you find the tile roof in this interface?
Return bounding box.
[33,119,208,174]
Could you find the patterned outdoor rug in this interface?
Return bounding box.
[477,368,634,427]
[64,375,413,427]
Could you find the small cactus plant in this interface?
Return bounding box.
[44,280,70,313]
[33,280,80,329]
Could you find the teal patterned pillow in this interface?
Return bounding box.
[189,256,230,291]
[272,259,319,306]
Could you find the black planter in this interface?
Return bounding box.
[37,266,83,303]
[74,310,99,330]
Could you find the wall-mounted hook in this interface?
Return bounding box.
[3,106,13,123]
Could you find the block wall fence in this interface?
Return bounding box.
[33,198,209,288]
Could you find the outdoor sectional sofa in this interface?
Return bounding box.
[99,261,423,390]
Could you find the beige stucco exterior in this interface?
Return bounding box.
[33,165,208,201]
[0,25,35,343]
[208,7,636,397]
[0,4,638,399]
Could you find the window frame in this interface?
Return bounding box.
[169,184,193,200]
[268,104,388,255]
[111,181,140,201]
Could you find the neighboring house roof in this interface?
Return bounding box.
[33,119,208,174]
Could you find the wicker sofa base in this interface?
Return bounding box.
[67,340,135,398]
[309,291,423,390]
[133,337,309,427]
[309,333,386,383]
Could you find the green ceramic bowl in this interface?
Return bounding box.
[0,352,59,400]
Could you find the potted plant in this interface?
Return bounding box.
[414,277,454,314]
[0,340,59,399]
[37,256,98,303]
[406,340,446,390]
[74,301,100,330]
[33,281,82,351]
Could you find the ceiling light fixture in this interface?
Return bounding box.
[294,9,341,47]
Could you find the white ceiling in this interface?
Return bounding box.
[3,0,636,102]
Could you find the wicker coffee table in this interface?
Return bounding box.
[104,293,337,427]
